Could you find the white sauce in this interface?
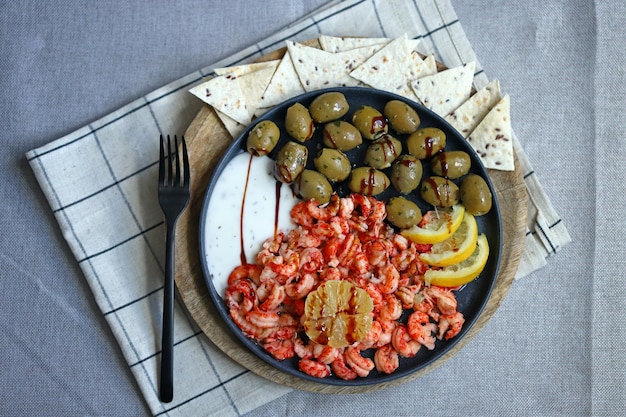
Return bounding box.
[203,152,300,298]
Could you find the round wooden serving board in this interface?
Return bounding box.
[174,40,528,393]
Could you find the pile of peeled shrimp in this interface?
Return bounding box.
[225,193,465,380]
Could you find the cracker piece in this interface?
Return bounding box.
[215,109,246,139]
[445,79,501,137]
[287,41,379,92]
[237,65,277,118]
[318,35,390,52]
[214,60,280,77]
[348,35,418,100]
[253,107,271,118]
[189,74,251,125]
[410,54,438,80]
[406,38,422,53]
[410,61,476,116]
[466,94,514,171]
[259,52,305,108]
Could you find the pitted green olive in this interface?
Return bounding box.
[246,120,280,156]
[314,148,351,183]
[363,134,402,169]
[460,173,492,216]
[322,120,363,151]
[384,100,420,134]
[309,92,349,123]
[293,169,333,204]
[274,141,308,184]
[351,105,388,140]
[420,176,460,207]
[348,167,390,196]
[407,127,446,159]
[285,102,314,142]
[390,155,423,194]
[386,196,422,229]
[431,151,471,179]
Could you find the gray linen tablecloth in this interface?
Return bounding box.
[1,0,621,416]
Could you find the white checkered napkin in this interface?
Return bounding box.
[26,0,570,415]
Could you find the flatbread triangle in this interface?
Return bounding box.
[466,94,514,171]
[445,79,501,138]
[189,73,251,125]
[286,41,380,92]
[410,61,476,116]
[214,60,280,77]
[318,35,390,53]
[259,52,305,108]
[349,35,420,101]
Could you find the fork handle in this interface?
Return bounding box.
[160,221,176,403]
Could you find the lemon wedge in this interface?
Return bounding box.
[401,204,465,244]
[419,212,478,267]
[303,280,373,348]
[424,234,490,287]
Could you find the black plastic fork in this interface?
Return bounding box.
[157,134,190,403]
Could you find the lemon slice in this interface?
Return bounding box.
[401,204,465,244]
[418,212,478,267]
[303,280,373,348]
[424,234,490,287]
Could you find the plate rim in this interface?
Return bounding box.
[198,85,503,386]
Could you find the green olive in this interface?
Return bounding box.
[285,102,314,142]
[431,151,471,179]
[390,155,423,194]
[322,120,363,151]
[246,120,280,156]
[460,173,493,216]
[420,176,460,207]
[363,134,402,169]
[274,141,308,184]
[293,170,333,204]
[407,127,446,159]
[309,92,349,123]
[386,196,422,229]
[348,167,390,196]
[314,148,351,183]
[384,100,421,134]
[351,105,388,140]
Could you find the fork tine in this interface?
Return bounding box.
[174,135,181,187]
[158,135,165,186]
[166,135,173,187]
[181,136,190,187]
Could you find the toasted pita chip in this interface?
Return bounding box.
[215,109,246,139]
[237,65,278,118]
[287,41,379,92]
[214,60,280,77]
[445,79,501,137]
[259,52,305,108]
[349,36,419,100]
[409,53,438,80]
[406,38,421,52]
[466,94,514,171]
[253,106,271,118]
[189,74,251,125]
[319,35,390,53]
[410,61,476,116]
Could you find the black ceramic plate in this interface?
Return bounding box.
[199,86,502,386]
